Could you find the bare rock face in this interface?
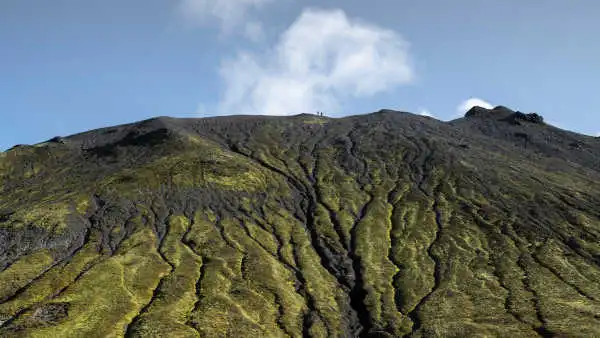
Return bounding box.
[1,109,600,337]
[47,136,66,144]
[464,105,544,125]
[464,105,491,118]
[512,111,545,124]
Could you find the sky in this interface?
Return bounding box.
[1,0,599,150]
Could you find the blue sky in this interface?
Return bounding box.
[1,0,599,150]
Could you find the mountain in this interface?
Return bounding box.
[1,106,599,337]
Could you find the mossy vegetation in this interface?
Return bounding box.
[3,202,71,232]
[3,229,170,337]
[2,111,600,337]
[0,250,55,301]
[97,149,271,199]
[0,233,101,318]
[126,215,202,337]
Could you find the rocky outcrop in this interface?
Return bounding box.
[511,111,545,124]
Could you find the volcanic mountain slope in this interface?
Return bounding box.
[1,106,600,337]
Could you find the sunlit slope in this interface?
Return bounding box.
[1,107,599,337]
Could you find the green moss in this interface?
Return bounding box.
[287,215,347,336]
[11,228,170,338]
[0,249,54,301]
[245,221,279,257]
[0,190,90,233]
[354,182,406,335]
[0,148,38,180]
[308,317,328,337]
[526,240,600,335]
[128,215,202,337]
[3,202,71,231]
[0,233,101,317]
[183,208,349,337]
[261,203,298,269]
[391,201,436,314]
[98,148,274,198]
[315,151,370,246]
[226,216,306,337]
[527,251,600,336]
[186,216,293,337]
[186,220,266,336]
[415,203,534,337]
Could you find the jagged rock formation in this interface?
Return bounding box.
[512,112,544,125]
[1,108,600,337]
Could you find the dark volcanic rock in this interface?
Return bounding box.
[47,136,66,144]
[512,111,545,124]
[464,105,516,120]
[1,108,600,337]
[464,105,491,118]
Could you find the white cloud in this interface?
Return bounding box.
[456,98,493,116]
[243,21,265,42]
[418,108,434,118]
[179,0,273,34]
[217,8,414,116]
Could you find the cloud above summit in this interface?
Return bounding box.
[216,8,414,116]
[456,98,493,116]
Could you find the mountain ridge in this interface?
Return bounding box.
[1,105,600,337]
[2,106,599,153]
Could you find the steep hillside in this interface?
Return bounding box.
[1,106,599,337]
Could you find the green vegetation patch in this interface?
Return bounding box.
[127,215,202,337]
[529,242,600,336]
[0,250,55,301]
[10,228,170,338]
[3,202,71,232]
[0,232,101,318]
[354,183,407,335]
[98,149,272,198]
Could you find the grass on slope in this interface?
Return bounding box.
[0,250,54,302]
[5,228,170,338]
[0,233,101,318]
[127,215,202,337]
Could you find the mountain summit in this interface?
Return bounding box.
[1,108,600,337]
